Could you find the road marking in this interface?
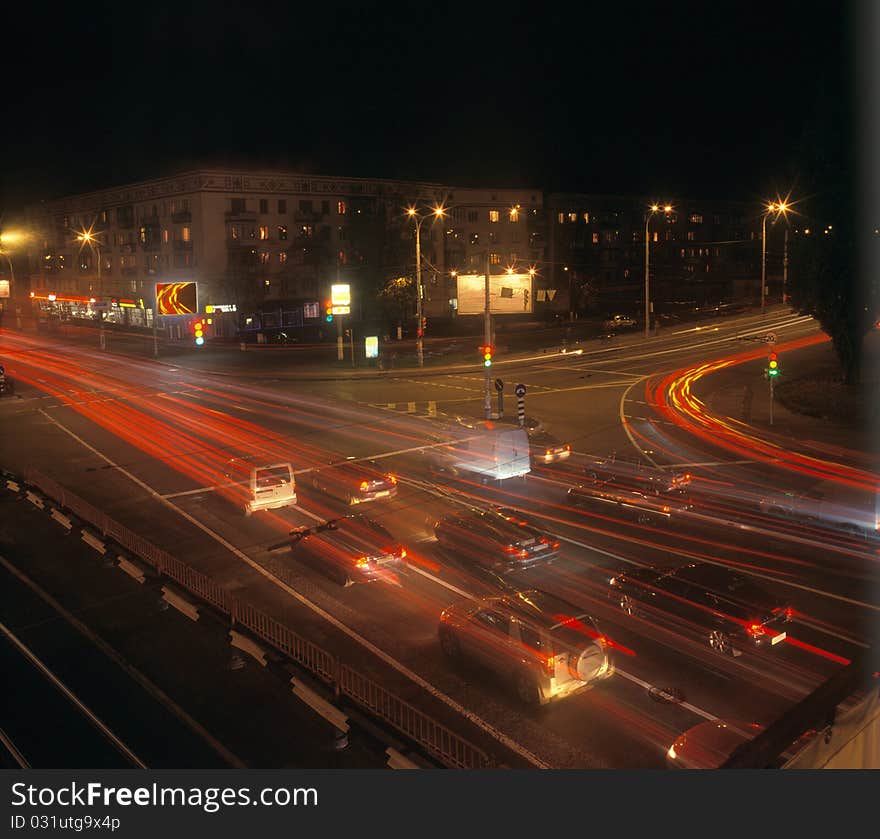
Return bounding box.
[613,667,717,721]
[37,409,548,769]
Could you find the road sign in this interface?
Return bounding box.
[495,378,504,392]
[514,383,527,398]
[764,332,777,344]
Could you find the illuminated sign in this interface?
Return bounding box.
[205,304,238,313]
[0,280,9,298]
[331,284,351,306]
[455,274,533,315]
[364,336,379,359]
[156,282,198,315]
[331,305,350,315]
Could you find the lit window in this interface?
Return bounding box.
[181,226,191,242]
[509,207,519,221]
[470,233,480,245]
[337,201,347,215]
[259,225,269,240]
[259,251,270,264]
[583,212,590,223]
[300,225,313,238]
[489,210,500,223]
[687,231,695,241]
[558,213,565,224]
[653,232,659,243]
[338,250,347,265]
[231,226,240,240]
[592,232,599,244]
[489,252,501,265]
[568,212,578,223]
[278,225,288,240]
[689,213,703,224]
[279,252,288,264]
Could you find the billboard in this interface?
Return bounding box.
[331,284,351,306]
[156,281,198,315]
[455,273,533,315]
[0,280,9,298]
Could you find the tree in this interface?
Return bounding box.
[377,275,414,328]
[787,7,879,385]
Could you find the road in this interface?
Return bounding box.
[0,309,877,768]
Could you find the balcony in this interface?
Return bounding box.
[294,209,322,222]
[173,240,193,251]
[225,210,256,222]
[171,210,192,223]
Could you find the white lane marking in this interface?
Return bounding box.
[38,409,548,769]
[613,667,717,721]
[0,555,246,768]
[0,620,147,768]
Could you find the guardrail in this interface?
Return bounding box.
[23,467,492,769]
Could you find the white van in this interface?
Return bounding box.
[225,458,297,515]
[452,425,531,481]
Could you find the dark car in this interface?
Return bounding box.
[567,482,690,524]
[584,454,692,496]
[607,561,793,655]
[528,430,571,464]
[309,460,398,505]
[284,514,407,587]
[0,364,13,396]
[439,588,612,705]
[433,507,561,576]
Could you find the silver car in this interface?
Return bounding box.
[439,588,612,705]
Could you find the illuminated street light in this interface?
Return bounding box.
[76,227,107,349]
[645,203,673,338]
[761,201,789,315]
[406,205,446,367]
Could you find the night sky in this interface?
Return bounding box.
[0,1,853,211]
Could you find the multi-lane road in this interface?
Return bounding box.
[1,310,877,768]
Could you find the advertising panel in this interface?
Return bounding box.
[455,273,533,315]
[156,282,198,315]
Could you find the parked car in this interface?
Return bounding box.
[528,430,571,464]
[666,719,814,768]
[309,460,398,505]
[607,561,793,655]
[439,588,612,705]
[285,514,407,587]
[603,314,637,331]
[567,482,690,524]
[433,507,561,575]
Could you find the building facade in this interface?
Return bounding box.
[15,169,781,338]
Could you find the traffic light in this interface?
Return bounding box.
[325,301,333,323]
[193,318,205,346]
[767,350,779,377]
[418,317,426,338]
[482,344,493,367]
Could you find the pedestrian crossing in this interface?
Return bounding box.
[371,400,440,416]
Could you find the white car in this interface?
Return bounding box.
[603,314,637,330]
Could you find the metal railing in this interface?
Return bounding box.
[23,467,491,769]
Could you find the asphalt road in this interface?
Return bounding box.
[0,309,877,768]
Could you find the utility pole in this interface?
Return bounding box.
[783,226,789,302]
[415,220,424,368]
[484,251,492,421]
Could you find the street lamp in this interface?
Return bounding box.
[645,203,672,338]
[76,228,106,349]
[406,204,446,367]
[761,201,789,315]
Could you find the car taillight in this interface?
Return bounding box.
[387,474,397,485]
[785,607,794,621]
[356,556,370,568]
[748,623,764,638]
[398,547,406,559]
[359,480,370,492]
[565,444,571,451]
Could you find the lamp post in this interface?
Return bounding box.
[406,205,445,368]
[77,229,105,350]
[645,203,672,338]
[761,201,789,315]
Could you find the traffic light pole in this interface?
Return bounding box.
[484,252,492,420]
[769,374,774,426]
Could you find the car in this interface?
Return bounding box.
[567,482,690,524]
[309,460,398,505]
[603,314,637,331]
[584,454,692,496]
[284,514,407,587]
[607,561,793,655]
[528,430,571,464]
[433,507,561,576]
[666,719,815,769]
[439,588,612,705]
[224,458,296,515]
